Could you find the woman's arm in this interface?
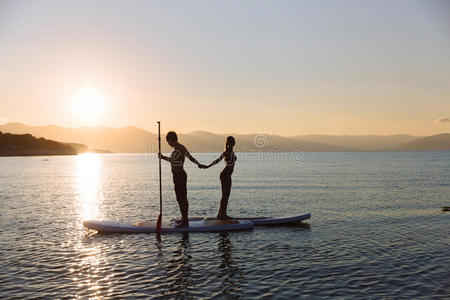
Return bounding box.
[207,152,225,168]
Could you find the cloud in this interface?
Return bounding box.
[436,116,450,124]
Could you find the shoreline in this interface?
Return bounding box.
[0,150,77,156]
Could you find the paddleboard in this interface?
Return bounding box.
[189,213,311,226]
[83,219,253,233]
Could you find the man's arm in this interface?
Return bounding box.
[158,153,171,162]
[186,151,200,166]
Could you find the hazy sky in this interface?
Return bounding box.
[1,0,449,135]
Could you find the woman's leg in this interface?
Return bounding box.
[218,174,232,219]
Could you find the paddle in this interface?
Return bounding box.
[156,121,162,233]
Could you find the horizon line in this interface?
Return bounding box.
[1,121,449,138]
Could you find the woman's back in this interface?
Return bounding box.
[222,149,236,176]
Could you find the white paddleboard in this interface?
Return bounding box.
[190,213,311,226]
[83,219,254,233]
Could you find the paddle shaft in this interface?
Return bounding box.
[157,121,162,232]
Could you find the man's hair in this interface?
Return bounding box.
[166,131,178,142]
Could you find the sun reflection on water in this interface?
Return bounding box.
[75,153,103,221]
[70,239,114,299]
[72,154,112,298]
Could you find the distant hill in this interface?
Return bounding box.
[294,134,418,151]
[0,123,353,153]
[182,131,355,152]
[0,131,77,156]
[64,143,112,154]
[0,123,130,152]
[389,134,450,151]
[0,123,448,153]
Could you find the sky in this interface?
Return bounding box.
[0,0,449,136]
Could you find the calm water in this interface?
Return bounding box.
[1,152,449,299]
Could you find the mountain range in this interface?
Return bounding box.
[0,123,449,153]
[0,131,77,156]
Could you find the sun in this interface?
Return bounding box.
[71,87,107,125]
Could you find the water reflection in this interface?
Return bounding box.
[159,233,243,299]
[75,153,103,221]
[71,154,110,298]
[164,233,192,298]
[218,233,242,298]
[70,239,112,299]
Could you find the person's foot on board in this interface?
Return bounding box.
[175,222,189,228]
[217,214,233,220]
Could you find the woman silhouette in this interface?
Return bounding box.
[159,131,204,227]
[204,136,237,220]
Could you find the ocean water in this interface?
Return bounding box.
[0,152,449,299]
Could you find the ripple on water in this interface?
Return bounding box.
[1,153,449,298]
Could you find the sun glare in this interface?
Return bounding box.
[75,153,103,221]
[71,87,107,125]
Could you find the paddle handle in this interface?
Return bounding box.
[156,121,162,233]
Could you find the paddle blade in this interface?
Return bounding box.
[156,214,162,233]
